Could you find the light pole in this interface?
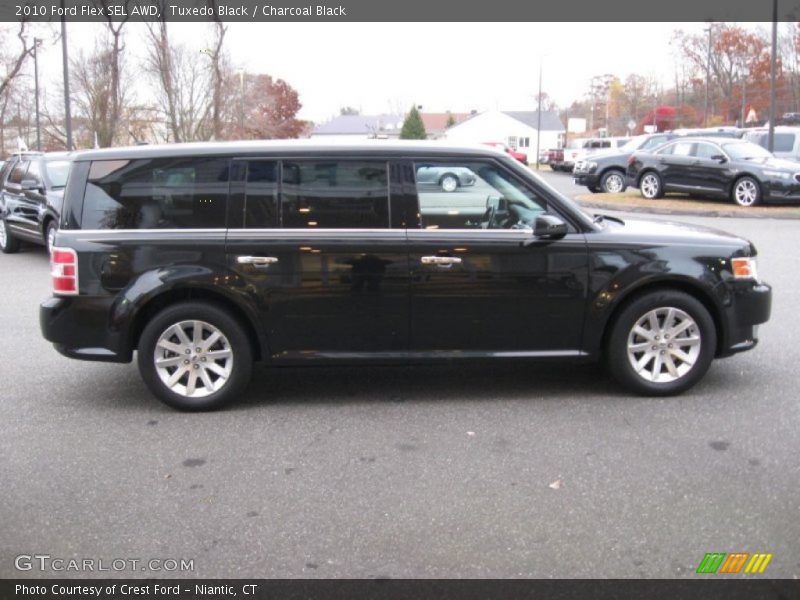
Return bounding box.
[768,0,778,151]
[239,69,245,137]
[32,38,41,150]
[535,56,543,170]
[703,22,714,127]
[60,4,73,150]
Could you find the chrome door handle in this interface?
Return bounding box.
[421,256,462,268]
[237,255,279,267]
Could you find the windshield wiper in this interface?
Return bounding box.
[593,214,605,224]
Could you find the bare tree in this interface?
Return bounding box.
[144,19,213,142]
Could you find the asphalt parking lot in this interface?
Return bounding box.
[1,186,798,578]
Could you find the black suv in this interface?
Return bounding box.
[38,141,772,410]
[0,151,72,254]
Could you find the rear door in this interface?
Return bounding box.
[226,157,410,360]
[656,141,695,190]
[406,157,588,356]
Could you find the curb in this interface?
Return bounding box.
[575,198,800,221]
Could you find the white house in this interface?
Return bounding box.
[443,110,565,154]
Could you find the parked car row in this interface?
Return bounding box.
[550,137,631,172]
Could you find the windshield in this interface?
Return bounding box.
[722,142,772,161]
[44,160,71,188]
[621,135,648,152]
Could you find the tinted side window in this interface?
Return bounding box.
[0,158,17,185]
[82,157,229,230]
[694,143,720,159]
[281,160,389,229]
[8,160,29,185]
[773,133,795,153]
[244,160,278,228]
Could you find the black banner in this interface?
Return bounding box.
[0,0,798,23]
[3,579,800,600]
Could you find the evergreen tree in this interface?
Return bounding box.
[400,106,427,139]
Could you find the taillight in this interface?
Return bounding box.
[51,247,78,295]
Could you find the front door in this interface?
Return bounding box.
[406,158,588,356]
[226,158,410,360]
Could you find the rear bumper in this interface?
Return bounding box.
[717,281,772,358]
[40,296,132,363]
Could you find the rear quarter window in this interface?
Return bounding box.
[82,157,230,229]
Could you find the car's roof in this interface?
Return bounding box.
[662,136,748,144]
[71,139,510,161]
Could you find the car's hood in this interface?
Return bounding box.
[600,216,751,249]
[746,156,800,171]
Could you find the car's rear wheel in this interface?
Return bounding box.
[439,173,459,193]
[640,172,664,199]
[137,302,253,411]
[607,290,716,396]
[0,219,20,254]
[732,176,761,207]
[600,170,626,194]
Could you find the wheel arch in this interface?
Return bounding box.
[727,172,762,199]
[598,278,725,359]
[127,286,265,362]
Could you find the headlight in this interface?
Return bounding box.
[762,169,790,179]
[731,256,758,280]
[586,161,598,171]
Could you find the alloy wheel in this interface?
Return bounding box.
[441,175,458,193]
[641,174,660,199]
[734,179,758,207]
[603,173,625,193]
[626,307,701,383]
[153,320,234,398]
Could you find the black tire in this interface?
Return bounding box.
[639,171,664,199]
[600,169,626,194]
[0,218,21,254]
[137,301,253,411]
[606,290,716,396]
[731,176,761,207]
[45,220,57,254]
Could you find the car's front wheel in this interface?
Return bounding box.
[0,219,20,254]
[600,170,626,194]
[607,290,716,396]
[137,302,253,411]
[439,173,459,193]
[639,172,664,199]
[732,176,761,207]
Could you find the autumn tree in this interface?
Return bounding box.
[239,74,304,139]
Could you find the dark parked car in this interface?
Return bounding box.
[0,151,72,254]
[627,137,800,206]
[38,141,771,410]
[573,133,678,193]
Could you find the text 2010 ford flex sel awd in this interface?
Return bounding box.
[37,141,772,410]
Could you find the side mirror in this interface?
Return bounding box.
[527,214,567,244]
[710,154,727,163]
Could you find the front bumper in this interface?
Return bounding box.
[717,281,772,357]
[573,172,600,188]
[40,296,132,363]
